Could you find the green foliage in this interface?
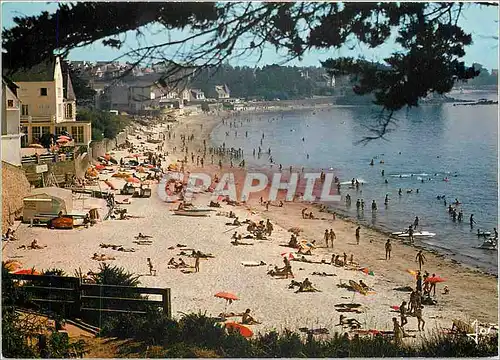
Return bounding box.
[2,264,37,358]
[191,64,319,100]
[76,109,129,140]
[43,268,67,276]
[47,332,88,358]
[2,263,87,358]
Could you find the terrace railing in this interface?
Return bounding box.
[7,273,172,320]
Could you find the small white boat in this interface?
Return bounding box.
[173,209,211,217]
[392,231,436,238]
[479,238,497,250]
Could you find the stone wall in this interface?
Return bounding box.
[90,129,128,159]
[2,161,30,233]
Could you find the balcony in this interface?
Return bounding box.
[21,115,56,124]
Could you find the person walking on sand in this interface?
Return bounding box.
[385,239,392,260]
[416,271,423,293]
[399,301,408,328]
[392,317,404,345]
[416,250,426,270]
[355,226,360,245]
[415,305,425,331]
[329,229,336,247]
[147,258,157,276]
[324,229,329,247]
[194,253,200,273]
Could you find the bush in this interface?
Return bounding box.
[77,109,130,140]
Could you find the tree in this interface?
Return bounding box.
[3,2,497,139]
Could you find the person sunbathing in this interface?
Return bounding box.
[136,233,152,239]
[288,235,298,248]
[168,257,177,266]
[28,239,46,250]
[268,266,287,277]
[178,258,188,267]
[242,309,261,325]
[117,247,135,252]
[296,278,320,293]
[298,247,312,255]
[359,280,370,291]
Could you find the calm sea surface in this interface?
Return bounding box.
[211,92,498,274]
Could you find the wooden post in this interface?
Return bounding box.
[73,277,82,318]
[162,288,171,318]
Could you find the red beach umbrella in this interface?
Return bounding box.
[214,292,239,301]
[281,252,297,260]
[225,322,253,338]
[126,177,140,183]
[14,269,41,275]
[425,276,446,284]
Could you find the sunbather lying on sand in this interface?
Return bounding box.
[117,247,135,252]
[231,239,253,246]
[268,266,290,278]
[295,278,321,293]
[242,309,261,325]
[100,243,122,249]
[218,311,244,318]
[28,239,47,250]
[168,258,177,266]
[135,233,152,239]
[311,271,336,277]
[133,240,153,245]
[293,256,312,263]
[92,253,116,261]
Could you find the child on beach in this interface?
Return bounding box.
[385,239,392,260]
[147,258,157,276]
[355,226,360,245]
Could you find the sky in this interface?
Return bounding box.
[1,1,499,70]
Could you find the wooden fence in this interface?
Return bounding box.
[8,274,171,320]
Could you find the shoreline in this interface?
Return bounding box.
[205,105,497,276]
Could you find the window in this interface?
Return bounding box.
[7,100,14,107]
[72,126,84,144]
[40,88,48,96]
[56,127,67,136]
[32,126,41,142]
[65,103,73,119]
[41,126,50,136]
[21,104,29,116]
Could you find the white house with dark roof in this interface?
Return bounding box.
[215,84,230,99]
[8,56,92,148]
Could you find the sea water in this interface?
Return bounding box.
[211,93,498,274]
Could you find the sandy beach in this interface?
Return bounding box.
[3,105,498,342]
